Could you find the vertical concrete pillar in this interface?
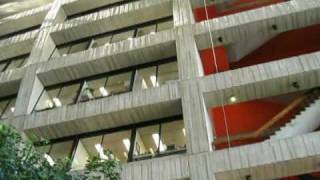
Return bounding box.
[173,0,195,26]
[27,0,66,65]
[174,0,213,154]
[15,0,66,116]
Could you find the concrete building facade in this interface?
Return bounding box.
[1,0,320,179]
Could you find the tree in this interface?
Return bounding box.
[0,123,122,180]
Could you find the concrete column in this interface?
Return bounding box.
[173,0,195,26]
[174,0,213,154]
[15,0,66,116]
[180,80,213,154]
[27,0,67,65]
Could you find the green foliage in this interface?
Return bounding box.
[0,123,72,180]
[84,150,122,180]
[0,123,122,180]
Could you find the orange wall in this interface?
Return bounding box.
[199,47,229,74]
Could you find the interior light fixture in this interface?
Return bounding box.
[152,133,167,152]
[52,97,62,107]
[149,148,154,155]
[95,144,108,160]
[150,31,156,35]
[46,100,54,108]
[99,87,109,97]
[182,128,186,136]
[123,152,128,158]
[128,37,133,40]
[62,54,67,57]
[150,75,159,87]
[10,107,15,112]
[122,139,130,152]
[44,154,55,166]
[229,96,237,103]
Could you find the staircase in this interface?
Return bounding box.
[270,89,320,140]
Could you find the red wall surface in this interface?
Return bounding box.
[194,0,285,22]
[195,1,320,149]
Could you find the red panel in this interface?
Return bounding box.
[194,0,285,22]
[199,47,230,75]
[211,99,298,149]
[231,24,320,69]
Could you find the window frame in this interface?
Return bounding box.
[33,57,177,112]
[34,114,185,164]
[50,16,173,59]
[0,94,17,120]
[0,54,29,73]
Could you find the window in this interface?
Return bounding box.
[34,58,177,112]
[157,61,178,86]
[0,25,40,41]
[0,55,28,73]
[0,96,16,120]
[50,17,173,59]
[34,115,185,168]
[133,125,160,161]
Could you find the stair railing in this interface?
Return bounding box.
[214,87,320,145]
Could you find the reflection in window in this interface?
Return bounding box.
[0,96,16,120]
[49,141,73,161]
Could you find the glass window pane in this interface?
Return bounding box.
[158,61,178,85]
[49,141,73,161]
[0,99,9,119]
[69,41,90,54]
[157,20,173,31]
[85,77,107,98]
[136,25,156,37]
[133,125,160,160]
[0,61,7,72]
[34,88,60,111]
[160,121,186,154]
[102,130,132,163]
[111,30,135,43]
[50,48,61,59]
[134,66,157,90]
[5,57,26,71]
[91,35,112,48]
[1,98,16,119]
[106,72,132,95]
[58,83,81,105]
[57,46,70,56]
[72,136,103,170]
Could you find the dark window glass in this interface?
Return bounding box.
[0,97,16,120]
